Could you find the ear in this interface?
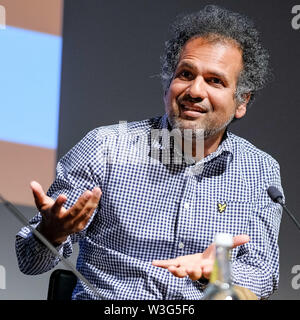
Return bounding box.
[235,93,251,119]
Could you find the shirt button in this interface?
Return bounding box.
[184,202,190,210]
[178,242,184,249]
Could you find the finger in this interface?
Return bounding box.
[232,234,250,248]
[73,187,102,222]
[30,181,53,210]
[202,264,213,280]
[51,194,67,215]
[168,265,188,278]
[67,190,93,218]
[186,265,203,281]
[152,259,180,269]
[202,243,216,259]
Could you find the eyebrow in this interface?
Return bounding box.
[176,61,229,84]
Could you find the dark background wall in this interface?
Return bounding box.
[58,0,300,299]
[1,0,298,300]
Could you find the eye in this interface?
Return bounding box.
[207,77,224,86]
[177,70,193,80]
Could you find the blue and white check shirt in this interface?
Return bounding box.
[16,114,283,300]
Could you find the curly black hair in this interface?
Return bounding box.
[161,5,271,105]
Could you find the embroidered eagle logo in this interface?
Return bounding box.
[217,203,227,213]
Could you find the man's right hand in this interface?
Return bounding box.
[30,181,102,246]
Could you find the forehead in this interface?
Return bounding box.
[178,37,243,79]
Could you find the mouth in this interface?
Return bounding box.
[179,103,208,118]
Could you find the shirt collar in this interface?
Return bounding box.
[201,129,234,165]
[155,114,234,166]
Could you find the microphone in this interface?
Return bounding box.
[0,193,102,299]
[267,186,300,232]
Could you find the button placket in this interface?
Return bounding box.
[176,174,196,254]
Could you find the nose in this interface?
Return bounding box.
[186,76,208,100]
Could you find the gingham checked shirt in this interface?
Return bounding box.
[16,114,283,300]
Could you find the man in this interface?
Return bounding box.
[16,5,283,300]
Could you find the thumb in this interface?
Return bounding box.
[30,181,53,210]
[202,242,216,259]
[232,234,250,249]
[203,234,250,259]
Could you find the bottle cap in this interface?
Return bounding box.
[214,233,233,247]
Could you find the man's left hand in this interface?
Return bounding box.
[152,234,250,281]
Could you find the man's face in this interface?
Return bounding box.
[164,37,248,138]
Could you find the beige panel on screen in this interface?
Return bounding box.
[0,140,56,206]
[0,0,63,35]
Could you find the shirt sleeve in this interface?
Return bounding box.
[15,128,105,275]
[231,160,283,299]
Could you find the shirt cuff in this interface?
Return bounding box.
[22,224,66,257]
[31,231,65,255]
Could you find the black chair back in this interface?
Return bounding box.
[47,269,77,300]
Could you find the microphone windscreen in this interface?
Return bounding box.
[267,186,283,203]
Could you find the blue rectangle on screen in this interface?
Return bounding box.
[0,26,62,149]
